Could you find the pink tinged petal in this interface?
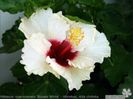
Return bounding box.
[46,56,95,90]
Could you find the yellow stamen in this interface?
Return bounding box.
[68,27,84,46]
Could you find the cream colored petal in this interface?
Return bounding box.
[21,34,59,78]
[46,56,95,90]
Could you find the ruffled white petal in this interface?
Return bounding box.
[85,32,111,63]
[68,53,95,69]
[69,29,111,68]
[66,21,99,53]
[19,8,69,41]
[25,33,51,56]
[71,22,97,51]
[78,23,97,50]
[46,56,94,90]
[47,13,69,41]
[19,8,52,38]
[21,33,59,78]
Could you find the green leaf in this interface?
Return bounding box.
[67,0,77,4]
[10,61,68,95]
[0,0,55,17]
[0,73,68,96]
[101,44,133,87]
[0,20,25,53]
[95,9,126,38]
[118,72,133,99]
[0,0,27,13]
[23,0,36,17]
[66,15,93,24]
[23,0,65,17]
[117,50,133,99]
[0,83,23,95]
[33,0,55,7]
[75,83,109,98]
[78,0,105,8]
[11,61,68,91]
[11,62,40,83]
[94,2,133,40]
[24,74,68,95]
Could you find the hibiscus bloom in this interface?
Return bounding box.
[19,8,111,90]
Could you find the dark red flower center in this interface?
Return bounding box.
[46,39,78,67]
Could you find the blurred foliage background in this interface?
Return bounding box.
[0,0,133,99]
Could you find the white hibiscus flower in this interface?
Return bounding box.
[19,8,111,90]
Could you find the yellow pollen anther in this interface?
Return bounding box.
[68,27,84,46]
